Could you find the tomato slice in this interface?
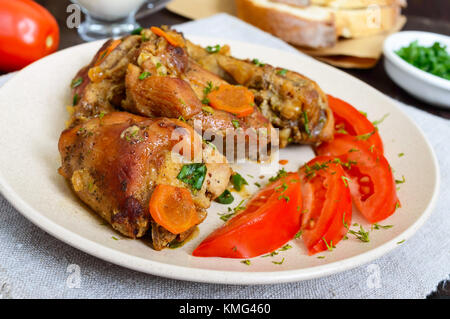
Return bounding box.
[193,172,302,258]
[328,95,384,153]
[149,184,202,234]
[316,135,399,223]
[298,156,352,255]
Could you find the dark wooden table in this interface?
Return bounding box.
[32,0,449,298]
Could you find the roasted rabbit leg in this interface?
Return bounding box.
[69,36,142,127]
[58,112,232,250]
[183,36,334,147]
[122,28,277,159]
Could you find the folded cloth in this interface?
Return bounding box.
[0,14,448,299]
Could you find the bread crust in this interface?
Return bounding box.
[311,0,405,9]
[236,0,337,48]
[332,4,401,38]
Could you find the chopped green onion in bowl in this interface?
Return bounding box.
[395,40,450,81]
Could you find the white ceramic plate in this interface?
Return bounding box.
[383,31,450,108]
[0,37,439,284]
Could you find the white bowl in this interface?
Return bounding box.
[383,31,450,108]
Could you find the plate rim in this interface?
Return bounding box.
[0,37,441,284]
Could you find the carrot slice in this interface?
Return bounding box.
[95,39,121,66]
[150,26,185,47]
[207,84,255,117]
[149,184,201,234]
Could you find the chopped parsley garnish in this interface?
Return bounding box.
[168,240,183,249]
[141,33,149,42]
[372,113,389,126]
[278,194,290,202]
[203,81,214,95]
[348,225,370,243]
[277,69,287,76]
[202,106,214,114]
[112,236,119,241]
[395,176,406,184]
[336,128,349,134]
[322,237,335,251]
[219,200,245,222]
[177,163,207,190]
[98,111,105,119]
[206,44,221,53]
[262,251,279,258]
[294,230,303,239]
[398,152,405,157]
[272,258,285,265]
[372,223,394,230]
[342,212,349,229]
[302,111,311,136]
[341,176,350,187]
[202,81,216,105]
[231,173,248,191]
[241,259,251,265]
[268,168,287,183]
[252,58,265,67]
[396,40,450,80]
[397,239,405,245]
[232,119,240,129]
[254,182,261,188]
[215,189,234,204]
[359,110,368,117]
[139,71,151,80]
[356,129,376,141]
[131,27,143,35]
[317,256,325,259]
[72,93,79,106]
[71,77,83,88]
[279,244,292,251]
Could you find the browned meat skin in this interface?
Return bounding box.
[69,36,142,127]
[124,64,202,119]
[183,38,334,147]
[58,112,231,249]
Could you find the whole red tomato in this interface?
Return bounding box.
[0,0,59,72]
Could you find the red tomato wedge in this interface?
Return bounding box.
[298,156,352,255]
[328,95,384,153]
[193,172,302,258]
[317,135,399,223]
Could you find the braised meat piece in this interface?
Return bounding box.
[184,37,334,147]
[58,112,232,249]
[69,35,142,127]
[121,28,277,159]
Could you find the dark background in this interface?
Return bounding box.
[27,0,449,298]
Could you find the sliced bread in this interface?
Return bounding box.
[269,0,311,6]
[331,4,401,38]
[236,0,337,48]
[311,0,406,9]
[236,0,401,48]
